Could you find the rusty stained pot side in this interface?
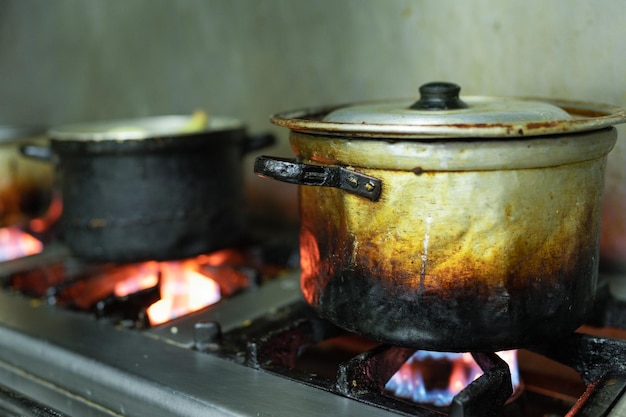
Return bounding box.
[291,128,617,352]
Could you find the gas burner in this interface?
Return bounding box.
[155,298,626,417]
[213,300,514,416]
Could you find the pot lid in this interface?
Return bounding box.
[49,112,244,141]
[271,82,626,139]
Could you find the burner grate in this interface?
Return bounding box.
[530,334,626,416]
[188,296,626,417]
[209,301,515,417]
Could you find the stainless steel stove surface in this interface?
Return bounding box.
[1,243,626,417]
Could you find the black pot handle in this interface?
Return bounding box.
[254,155,382,201]
[19,144,53,162]
[243,133,276,154]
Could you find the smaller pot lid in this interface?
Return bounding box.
[271,82,626,139]
[49,112,244,141]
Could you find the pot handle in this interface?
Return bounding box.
[243,133,276,154]
[19,144,53,162]
[254,156,382,201]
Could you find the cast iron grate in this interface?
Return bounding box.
[197,302,513,417]
[530,334,626,416]
[196,299,626,417]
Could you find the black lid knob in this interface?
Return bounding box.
[410,82,468,111]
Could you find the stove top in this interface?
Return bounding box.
[1,243,626,417]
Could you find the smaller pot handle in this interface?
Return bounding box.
[254,155,382,201]
[243,133,276,154]
[19,144,53,162]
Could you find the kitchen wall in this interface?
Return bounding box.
[1,0,625,248]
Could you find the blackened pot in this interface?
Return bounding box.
[24,114,273,262]
[255,82,626,352]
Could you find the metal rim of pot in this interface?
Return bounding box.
[48,113,244,141]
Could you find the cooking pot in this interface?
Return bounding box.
[22,114,274,262]
[254,82,626,352]
[600,133,626,271]
[0,126,53,227]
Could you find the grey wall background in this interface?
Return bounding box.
[1,0,625,235]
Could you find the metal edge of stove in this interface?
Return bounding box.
[144,271,303,347]
[0,272,400,417]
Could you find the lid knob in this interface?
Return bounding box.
[410,82,468,111]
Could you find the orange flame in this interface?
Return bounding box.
[114,262,160,297]
[0,227,43,262]
[386,350,520,407]
[114,260,221,326]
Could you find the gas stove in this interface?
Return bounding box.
[1,239,626,417]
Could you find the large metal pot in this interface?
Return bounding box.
[0,126,53,227]
[23,114,273,262]
[255,82,626,352]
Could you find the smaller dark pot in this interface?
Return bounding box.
[23,115,273,262]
